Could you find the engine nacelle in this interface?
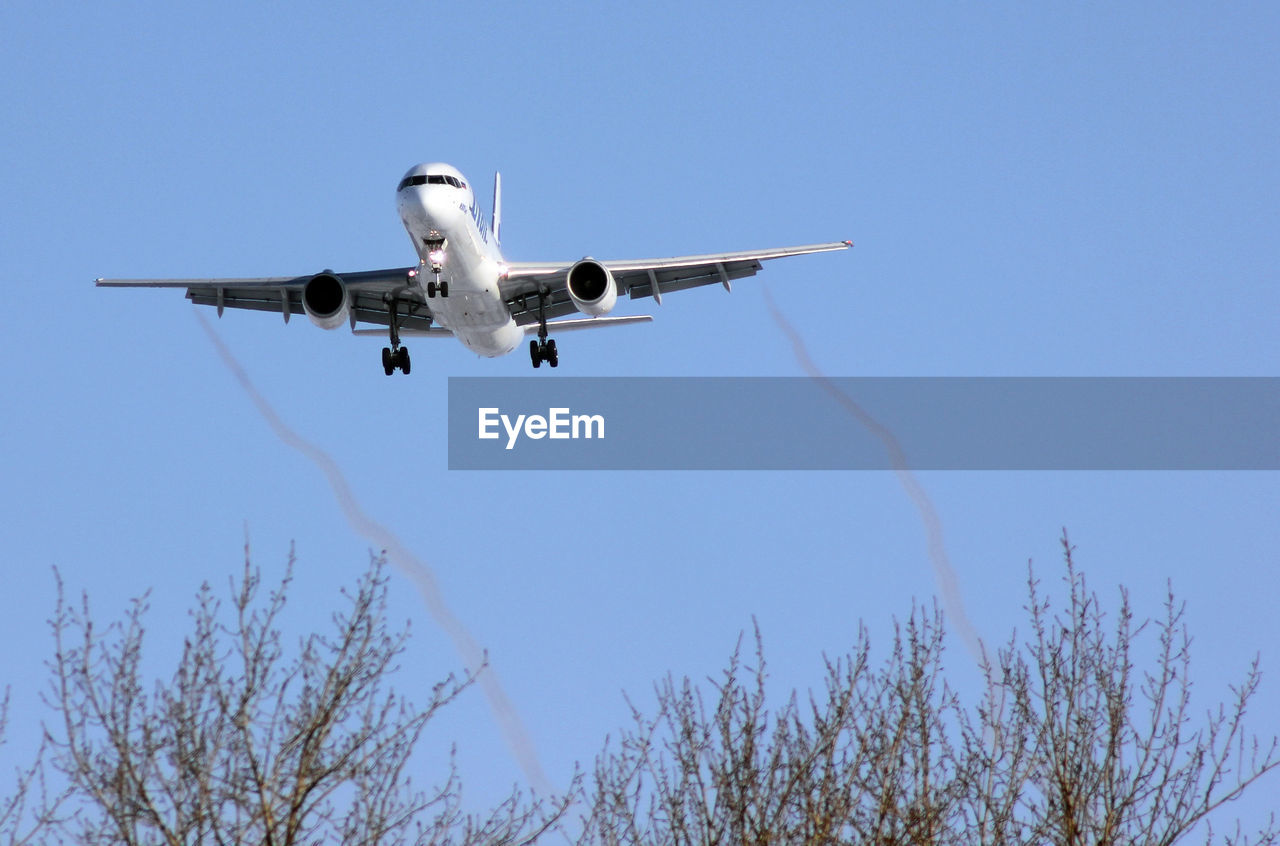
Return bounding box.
[566,258,618,316]
[302,271,350,330]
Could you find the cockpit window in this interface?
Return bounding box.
[398,174,467,192]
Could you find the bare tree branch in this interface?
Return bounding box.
[39,546,573,845]
[582,533,1279,846]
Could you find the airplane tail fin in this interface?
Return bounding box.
[492,171,502,243]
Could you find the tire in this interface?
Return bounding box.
[547,339,558,368]
[530,339,541,368]
[398,347,411,375]
[439,280,449,297]
[427,280,437,298]
[382,347,394,376]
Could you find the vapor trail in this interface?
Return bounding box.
[762,290,987,669]
[195,312,552,793]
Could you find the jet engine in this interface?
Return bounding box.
[566,258,618,316]
[302,271,351,330]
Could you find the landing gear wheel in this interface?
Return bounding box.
[382,346,411,375]
[530,338,558,368]
[426,280,438,298]
[439,279,449,297]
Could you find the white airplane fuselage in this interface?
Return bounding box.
[395,162,523,357]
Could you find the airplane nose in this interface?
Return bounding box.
[398,189,442,228]
[421,189,463,226]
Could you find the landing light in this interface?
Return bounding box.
[428,248,446,267]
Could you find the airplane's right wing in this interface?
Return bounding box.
[498,241,852,326]
[96,266,428,331]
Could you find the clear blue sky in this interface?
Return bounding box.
[1,0,1276,829]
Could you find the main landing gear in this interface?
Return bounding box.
[380,265,443,375]
[382,291,412,376]
[529,287,558,368]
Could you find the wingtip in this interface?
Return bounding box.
[843,239,854,248]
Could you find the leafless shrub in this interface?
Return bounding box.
[582,534,1279,845]
[0,688,68,846]
[583,609,964,845]
[42,545,572,845]
[961,534,1280,846]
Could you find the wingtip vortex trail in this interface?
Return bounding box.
[195,310,555,794]
[762,288,987,674]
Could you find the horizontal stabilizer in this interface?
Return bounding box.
[351,314,653,340]
[523,315,652,335]
[351,326,452,338]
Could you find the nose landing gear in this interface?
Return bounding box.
[424,234,449,297]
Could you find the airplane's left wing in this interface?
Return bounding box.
[95,267,433,331]
[498,241,851,326]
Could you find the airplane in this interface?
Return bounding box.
[97,163,852,372]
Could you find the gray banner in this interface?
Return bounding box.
[447,377,1278,470]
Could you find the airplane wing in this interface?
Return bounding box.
[95,266,435,332]
[498,241,852,326]
[97,241,852,333]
